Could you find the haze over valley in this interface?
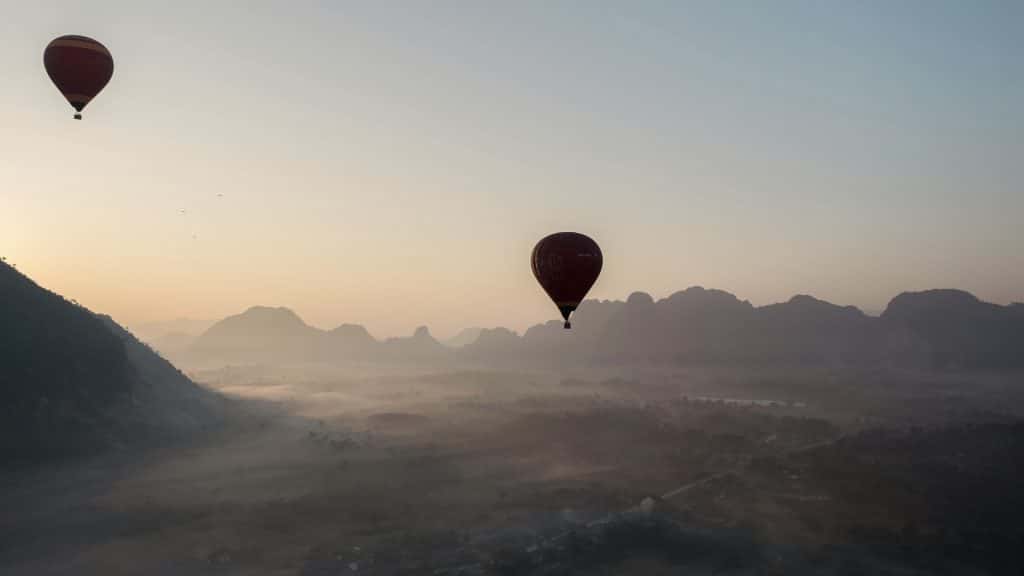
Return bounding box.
[3,1,1022,574]
[4,259,1024,575]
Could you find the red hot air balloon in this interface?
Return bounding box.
[531,232,603,329]
[44,35,114,120]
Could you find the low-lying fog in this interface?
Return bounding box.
[4,362,1024,575]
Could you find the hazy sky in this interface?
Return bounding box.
[2,1,1021,338]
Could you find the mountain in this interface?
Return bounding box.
[132,317,214,359]
[187,310,454,365]
[444,327,483,348]
[510,287,1023,370]
[133,317,214,341]
[326,323,379,360]
[882,289,1024,369]
[461,327,523,362]
[98,316,224,435]
[145,331,197,359]
[592,292,663,362]
[187,306,325,364]
[382,326,449,362]
[0,261,221,464]
[467,327,520,350]
[658,287,756,363]
[519,298,626,364]
[183,287,1024,371]
[586,288,758,363]
[745,294,881,365]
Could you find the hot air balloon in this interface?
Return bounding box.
[43,35,114,120]
[531,232,603,329]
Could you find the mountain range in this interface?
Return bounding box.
[173,287,1024,371]
[4,255,1022,464]
[181,306,448,366]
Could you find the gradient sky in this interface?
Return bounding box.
[2,1,1022,338]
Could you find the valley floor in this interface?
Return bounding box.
[2,367,1022,575]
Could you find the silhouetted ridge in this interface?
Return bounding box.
[474,327,520,344]
[184,288,1024,371]
[189,305,324,364]
[883,289,981,318]
[329,323,373,338]
[0,261,221,464]
[462,327,522,361]
[444,327,483,348]
[383,326,449,361]
[626,291,655,306]
[188,308,462,365]
[882,290,1024,369]
[217,306,310,332]
[540,288,1021,369]
[661,286,753,316]
[97,315,222,434]
[750,294,876,364]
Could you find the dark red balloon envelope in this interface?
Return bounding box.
[44,35,114,119]
[531,232,603,329]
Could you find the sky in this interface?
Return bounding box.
[1,1,1022,338]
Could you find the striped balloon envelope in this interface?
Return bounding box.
[43,35,114,120]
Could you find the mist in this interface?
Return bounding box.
[5,1,1024,574]
[5,259,1024,574]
